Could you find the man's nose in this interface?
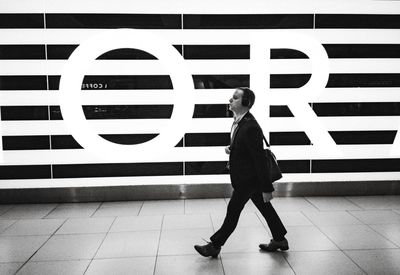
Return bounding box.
[229,98,233,103]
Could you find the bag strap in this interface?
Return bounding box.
[262,134,270,148]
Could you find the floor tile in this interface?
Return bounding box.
[140,200,184,215]
[86,257,155,275]
[0,220,16,233]
[221,227,270,253]
[16,260,89,275]
[284,251,363,275]
[45,203,100,218]
[271,198,318,212]
[0,263,23,275]
[163,214,212,230]
[346,196,400,210]
[2,219,65,236]
[110,215,163,232]
[56,217,114,234]
[92,201,143,217]
[272,212,313,226]
[155,254,224,275]
[212,212,263,229]
[305,197,362,211]
[95,231,160,258]
[284,226,338,251]
[349,210,400,224]
[185,199,227,214]
[302,211,362,226]
[158,228,214,256]
[319,224,396,250]
[0,235,49,263]
[370,224,400,246]
[0,204,57,219]
[0,205,14,216]
[222,252,294,275]
[31,234,105,261]
[345,249,400,275]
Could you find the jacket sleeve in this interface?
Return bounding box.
[245,125,269,186]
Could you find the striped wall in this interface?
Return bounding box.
[0,0,400,190]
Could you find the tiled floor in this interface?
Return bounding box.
[0,196,400,274]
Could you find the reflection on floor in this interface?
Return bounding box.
[1,196,400,274]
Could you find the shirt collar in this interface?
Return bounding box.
[233,111,248,125]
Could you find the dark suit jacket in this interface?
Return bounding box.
[229,112,274,193]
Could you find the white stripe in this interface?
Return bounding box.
[1,171,400,189]
[1,144,399,165]
[1,29,400,44]
[2,0,399,14]
[1,88,400,106]
[1,116,399,135]
[1,59,400,75]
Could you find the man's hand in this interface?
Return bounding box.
[262,192,273,203]
[225,146,231,154]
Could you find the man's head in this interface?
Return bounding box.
[229,87,255,114]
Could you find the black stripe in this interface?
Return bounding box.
[270,132,310,145]
[184,45,250,59]
[277,160,311,173]
[46,14,181,29]
[312,159,400,172]
[327,74,400,88]
[183,14,313,29]
[0,76,47,90]
[3,74,398,91]
[314,102,400,116]
[47,45,183,60]
[0,13,44,28]
[193,75,249,89]
[46,44,400,60]
[49,105,173,120]
[185,161,228,175]
[193,104,232,118]
[0,45,45,59]
[330,131,397,144]
[49,75,173,90]
[2,135,50,150]
[185,133,230,146]
[316,14,400,29]
[53,162,183,178]
[51,134,182,149]
[270,106,294,117]
[0,165,51,179]
[1,106,49,120]
[270,75,311,88]
[324,44,400,58]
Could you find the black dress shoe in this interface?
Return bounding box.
[194,242,221,258]
[259,238,289,252]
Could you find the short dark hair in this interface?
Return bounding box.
[238,87,255,109]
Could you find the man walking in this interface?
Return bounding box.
[194,87,288,257]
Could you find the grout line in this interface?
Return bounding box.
[90,202,104,218]
[343,196,364,210]
[152,215,165,275]
[209,213,226,275]
[137,201,145,216]
[347,210,400,249]
[82,216,117,274]
[13,218,68,274]
[303,196,321,211]
[43,204,60,219]
[301,210,369,274]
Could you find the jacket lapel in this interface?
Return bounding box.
[231,112,253,148]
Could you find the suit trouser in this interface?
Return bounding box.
[210,188,287,247]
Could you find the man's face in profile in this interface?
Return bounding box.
[229,89,244,113]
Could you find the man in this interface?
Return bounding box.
[194,87,288,258]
